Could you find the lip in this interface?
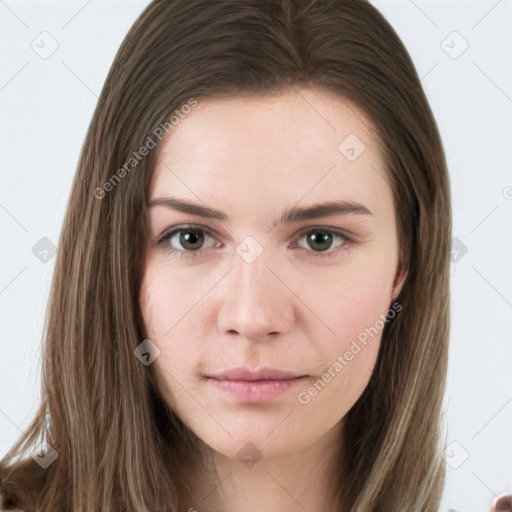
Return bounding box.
[207,366,306,381]
[205,367,309,403]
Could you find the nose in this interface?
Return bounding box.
[216,242,296,342]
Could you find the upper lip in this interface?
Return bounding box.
[206,367,306,381]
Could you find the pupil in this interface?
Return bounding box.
[180,230,204,250]
[308,232,333,251]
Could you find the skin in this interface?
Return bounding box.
[139,87,407,512]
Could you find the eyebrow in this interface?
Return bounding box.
[148,196,375,227]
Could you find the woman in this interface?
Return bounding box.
[0,0,452,510]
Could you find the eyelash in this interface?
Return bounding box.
[157,224,353,261]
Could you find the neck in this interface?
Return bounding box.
[184,421,344,512]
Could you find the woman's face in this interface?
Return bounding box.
[139,88,406,463]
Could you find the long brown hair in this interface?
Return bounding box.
[1,0,451,510]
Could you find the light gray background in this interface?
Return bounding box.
[1,1,511,510]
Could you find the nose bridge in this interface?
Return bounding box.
[216,237,295,339]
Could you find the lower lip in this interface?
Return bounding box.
[206,377,308,403]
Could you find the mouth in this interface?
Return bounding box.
[204,367,309,403]
[206,366,307,381]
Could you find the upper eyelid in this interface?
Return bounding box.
[158,223,217,241]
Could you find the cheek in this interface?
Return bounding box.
[139,274,171,343]
[139,262,208,378]
[303,251,397,346]
[300,274,392,413]
[139,276,155,337]
[139,269,193,404]
[139,259,200,339]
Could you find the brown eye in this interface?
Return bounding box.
[294,228,352,260]
[305,231,334,252]
[159,225,217,257]
[177,229,205,251]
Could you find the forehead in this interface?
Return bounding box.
[150,88,392,221]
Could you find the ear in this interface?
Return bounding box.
[391,247,408,301]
